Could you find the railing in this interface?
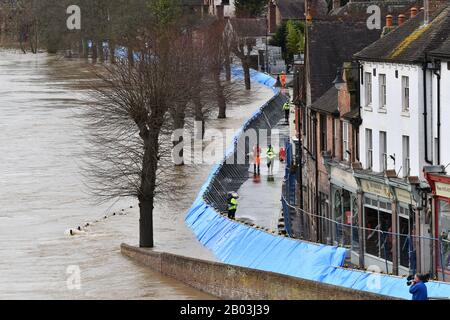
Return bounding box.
[202,92,288,214]
[282,196,450,281]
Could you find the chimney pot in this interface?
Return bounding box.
[306,6,312,23]
[410,7,418,17]
[386,15,393,27]
[398,14,406,26]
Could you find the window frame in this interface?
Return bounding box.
[402,135,410,177]
[402,76,410,112]
[366,128,373,170]
[365,72,372,108]
[379,131,387,172]
[379,73,387,110]
[343,121,350,161]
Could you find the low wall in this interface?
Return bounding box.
[121,243,395,300]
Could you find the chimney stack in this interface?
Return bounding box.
[398,14,406,26]
[332,0,341,11]
[410,7,418,17]
[306,6,312,24]
[216,5,224,20]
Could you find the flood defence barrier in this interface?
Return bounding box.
[184,66,450,300]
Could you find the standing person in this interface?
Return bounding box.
[227,192,238,220]
[248,144,261,176]
[267,145,276,176]
[280,71,287,88]
[409,274,428,300]
[253,144,261,176]
[283,101,291,123]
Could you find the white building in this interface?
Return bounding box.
[353,4,450,276]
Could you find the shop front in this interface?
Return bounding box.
[328,165,359,263]
[355,175,417,276]
[425,173,450,281]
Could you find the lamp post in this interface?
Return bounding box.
[265,14,269,74]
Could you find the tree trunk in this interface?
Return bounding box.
[193,93,205,139]
[139,199,154,248]
[225,51,231,81]
[171,107,186,166]
[92,41,98,63]
[82,38,89,59]
[99,41,105,62]
[243,59,251,90]
[110,40,116,64]
[139,133,159,248]
[215,71,226,119]
[127,46,134,66]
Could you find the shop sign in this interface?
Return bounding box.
[395,188,412,204]
[436,182,450,198]
[360,179,392,199]
[330,167,358,191]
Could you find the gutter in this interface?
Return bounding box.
[433,61,441,164]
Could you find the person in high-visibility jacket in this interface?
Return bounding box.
[283,101,291,123]
[267,145,276,176]
[227,193,238,220]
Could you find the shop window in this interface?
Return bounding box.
[364,197,393,261]
[379,211,393,262]
[399,214,413,269]
[352,196,360,251]
[365,207,379,257]
[439,200,450,272]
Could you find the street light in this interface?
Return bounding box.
[333,68,346,91]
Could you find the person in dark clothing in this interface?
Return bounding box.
[409,274,428,300]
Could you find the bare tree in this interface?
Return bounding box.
[84,25,191,247]
[228,18,266,90]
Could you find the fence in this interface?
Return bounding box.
[202,92,288,213]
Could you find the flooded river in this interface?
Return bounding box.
[0,51,273,299]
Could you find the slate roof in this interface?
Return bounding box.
[355,3,450,63]
[311,86,338,114]
[306,17,382,103]
[276,0,328,20]
[430,37,450,58]
[276,0,306,19]
[331,0,420,21]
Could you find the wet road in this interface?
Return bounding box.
[0,51,274,299]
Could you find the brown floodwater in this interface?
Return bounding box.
[0,50,274,299]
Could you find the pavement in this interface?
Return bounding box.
[235,116,291,231]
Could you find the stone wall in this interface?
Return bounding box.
[121,243,396,300]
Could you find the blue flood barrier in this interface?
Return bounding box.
[185,66,450,299]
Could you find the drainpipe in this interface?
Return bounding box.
[433,61,441,164]
[423,54,433,165]
[312,111,320,243]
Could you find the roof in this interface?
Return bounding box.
[275,0,328,20]
[229,18,267,37]
[430,37,450,58]
[355,4,450,63]
[310,86,338,114]
[276,0,306,19]
[306,17,382,103]
[331,0,420,20]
